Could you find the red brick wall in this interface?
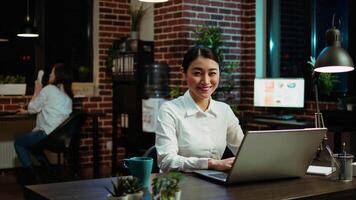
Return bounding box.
[94,0,131,170]
[154,0,255,107]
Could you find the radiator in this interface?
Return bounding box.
[0,141,19,169]
[0,117,36,169]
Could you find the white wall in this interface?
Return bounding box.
[131,0,154,41]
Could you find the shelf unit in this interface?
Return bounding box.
[111,40,155,175]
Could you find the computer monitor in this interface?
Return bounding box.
[253,78,305,108]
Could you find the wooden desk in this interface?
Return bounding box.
[24,174,356,200]
[0,112,104,178]
[0,114,36,137]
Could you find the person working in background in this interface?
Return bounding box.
[14,63,73,182]
[155,45,244,172]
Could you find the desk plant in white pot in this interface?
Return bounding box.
[0,75,26,95]
[152,172,184,200]
[106,176,143,200]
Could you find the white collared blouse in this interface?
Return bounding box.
[155,90,244,172]
[28,85,72,135]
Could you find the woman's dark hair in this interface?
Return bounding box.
[52,63,74,99]
[182,45,219,73]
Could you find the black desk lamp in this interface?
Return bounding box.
[313,15,354,159]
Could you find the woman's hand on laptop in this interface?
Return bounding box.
[208,157,235,171]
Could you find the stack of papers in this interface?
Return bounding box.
[308,162,356,176]
[306,165,333,176]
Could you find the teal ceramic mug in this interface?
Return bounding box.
[124,157,153,188]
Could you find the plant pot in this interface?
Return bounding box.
[0,84,26,95]
[107,194,129,200]
[174,190,182,200]
[130,31,138,40]
[160,190,182,200]
[127,191,144,200]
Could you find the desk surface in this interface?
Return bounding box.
[25,174,356,200]
[0,113,35,120]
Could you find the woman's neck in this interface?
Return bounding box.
[189,91,210,111]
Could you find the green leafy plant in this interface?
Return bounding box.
[130,4,148,32]
[78,65,90,81]
[194,25,223,62]
[219,60,239,92]
[125,176,143,194]
[194,25,239,102]
[0,75,26,84]
[169,85,181,99]
[79,65,89,74]
[106,177,129,197]
[152,172,184,200]
[308,56,339,96]
[105,176,143,197]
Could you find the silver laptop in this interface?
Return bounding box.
[194,128,327,184]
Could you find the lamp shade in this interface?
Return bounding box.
[314,26,354,73]
[17,0,39,38]
[17,21,39,37]
[139,0,168,2]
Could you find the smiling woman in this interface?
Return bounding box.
[155,45,245,173]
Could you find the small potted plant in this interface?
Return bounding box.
[0,75,26,95]
[126,177,144,200]
[106,176,143,200]
[78,65,90,82]
[106,176,130,200]
[308,56,339,97]
[129,4,148,40]
[152,172,184,200]
[128,4,148,52]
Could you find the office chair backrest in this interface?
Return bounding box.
[143,145,159,173]
[33,110,87,153]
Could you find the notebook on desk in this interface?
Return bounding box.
[194,128,327,184]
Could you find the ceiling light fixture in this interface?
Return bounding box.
[17,0,39,38]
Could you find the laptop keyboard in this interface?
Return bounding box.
[209,172,228,180]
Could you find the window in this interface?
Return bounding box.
[257,0,354,100]
[44,0,93,83]
[0,0,93,94]
[266,0,311,78]
[0,1,36,88]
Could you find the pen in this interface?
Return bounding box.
[341,142,346,180]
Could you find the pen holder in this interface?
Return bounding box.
[331,153,354,182]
